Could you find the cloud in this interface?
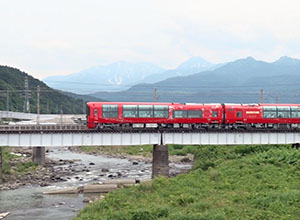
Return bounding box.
[0,0,300,79]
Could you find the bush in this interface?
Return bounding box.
[16,161,38,173]
[173,150,187,156]
[176,194,195,206]
[173,145,184,150]
[131,209,155,220]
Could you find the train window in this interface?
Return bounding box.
[102,104,118,118]
[94,109,98,116]
[123,105,138,118]
[154,105,169,118]
[174,110,188,118]
[138,105,153,118]
[212,111,218,117]
[291,107,300,118]
[236,111,242,117]
[277,107,290,118]
[187,110,202,118]
[263,106,276,118]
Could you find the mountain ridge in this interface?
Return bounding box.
[44,61,165,94]
[88,56,300,104]
[43,57,220,93]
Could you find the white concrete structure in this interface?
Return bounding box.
[0,132,161,147]
[0,111,85,124]
[0,131,299,147]
[162,132,300,145]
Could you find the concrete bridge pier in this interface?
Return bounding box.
[152,144,169,178]
[32,147,46,166]
[0,147,2,183]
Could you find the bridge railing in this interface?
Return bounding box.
[0,124,86,131]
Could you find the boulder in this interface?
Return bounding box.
[0,212,10,219]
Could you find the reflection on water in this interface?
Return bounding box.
[0,187,85,220]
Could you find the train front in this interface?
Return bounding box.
[86,102,94,129]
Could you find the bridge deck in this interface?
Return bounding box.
[0,125,299,147]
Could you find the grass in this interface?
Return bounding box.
[79,144,197,157]
[1,147,38,176]
[74,144,300,220]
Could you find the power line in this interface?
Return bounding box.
[37,85,40,124]
[260,89,264,103]
[24,76,30,113]
[154,88,157,102]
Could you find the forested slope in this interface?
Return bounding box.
[0,65,87,114]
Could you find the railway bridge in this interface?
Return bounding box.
[0,124,300,182]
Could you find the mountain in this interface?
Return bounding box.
[0,65,94,114]
[61,91,106,102]
[140,56,222,84]
[43,61,165,94]
[273,56,300,66]
[176,56,216,71]
[89,56,300,103]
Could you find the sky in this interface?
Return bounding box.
[0,0,300,79]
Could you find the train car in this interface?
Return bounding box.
[87,102,300,130]
[224,103,300,128]
[87,102,173,129]
[86,102,223,129]
[172,103,223,128]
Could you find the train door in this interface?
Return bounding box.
[224,105,242,124]
[235,108,243,123]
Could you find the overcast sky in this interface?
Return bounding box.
[0,0,300,79]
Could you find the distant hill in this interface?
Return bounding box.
[89,56,300,103]
[61,91,106,102]
[43,61,165,94]
[0,65,95,114]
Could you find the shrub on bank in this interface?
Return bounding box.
[1,147,38,177]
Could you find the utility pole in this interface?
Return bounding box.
[154,88,157,102]
[6,91,9,111]
[276,94,279,104]
[0,146,2,183]
[60,105,63,124]
[24,76,30,113]
[37,85,40,125]
[82,99,85,114]
[46,102,49,114]
[260,89,264,104]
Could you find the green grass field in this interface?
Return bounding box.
[74,144,300,220]
[79,144,197,157]
[1,147,37,176]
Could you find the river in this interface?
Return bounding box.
[0,148,192,220]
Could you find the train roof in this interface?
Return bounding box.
[87,102,176,106]
[87,102,300,107]
[184,103,222,105]
[260,103,300,106]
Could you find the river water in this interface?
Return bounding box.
[0,148,192,220]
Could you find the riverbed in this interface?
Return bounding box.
[0,148,192,220]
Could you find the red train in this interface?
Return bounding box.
[86,102,300,129]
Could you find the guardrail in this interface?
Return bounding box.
[0,124,86,131]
